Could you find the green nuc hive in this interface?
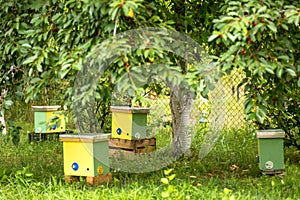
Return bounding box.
[256,129,285,174]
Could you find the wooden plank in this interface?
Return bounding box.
[135,138,156,148]
[135,146,156,153]
[109,138,156,149]
[109,138,135,149]
[109,137,156,159]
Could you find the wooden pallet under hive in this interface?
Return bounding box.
[28,130,74,142]
[109,138,156,159]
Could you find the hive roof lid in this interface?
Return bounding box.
[256,129,285,138]
[59,133,111,142]
[32,105,61,111]
[110,106,150,114]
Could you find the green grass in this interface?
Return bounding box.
[0,123,299,200]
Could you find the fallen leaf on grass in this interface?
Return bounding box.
[229,165,239,171]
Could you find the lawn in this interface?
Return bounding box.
[0,124,299,200]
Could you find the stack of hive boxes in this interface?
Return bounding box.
[109,106,156,158]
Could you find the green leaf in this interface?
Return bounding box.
[281,24,289,31]
[161,191,170,198]
[52,13,62,22]
[227,33,236,42]
[164,168,173,175]
[286,68,296,77]
[257,6,266,14]
[36,64,43,72]
[110,7,120,20]
[25,173,33,177]
[245,101,253,113]
[294,15,299,26]
[277,55,289,62]
[228,12,238,16]
[21,43,32,48]
[276,67,283,78]
[62,63,72,71]
[228,1,241,6]
[267,23,277,32]
[60,68,71,79]
[252,23,264,35]
[256,110,263,124]
[15,91,24,97]
[161,178,169,184]
[30,77,40,84]
[22,55,38,65]
[297,78,300,87]
[4,100,13,107]
[220,16,234,22]
[265,67,274,74]
[168,174,176,181]
[28,68,33,76]
[144,49,149,58]
[208,34,219,42]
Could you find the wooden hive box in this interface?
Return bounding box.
[256,129,285,174]
[32,106,65,133]
[110,106,150,140]
[59,133,112,185]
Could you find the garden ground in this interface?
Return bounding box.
[0,123,299,200]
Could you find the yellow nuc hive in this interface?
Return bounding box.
[59,134,111,177]
[110,106,150,140]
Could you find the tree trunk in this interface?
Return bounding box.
[1,88,6,135]
[0,115,6,135]
[170,85,193,156]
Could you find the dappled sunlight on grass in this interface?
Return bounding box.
[0,123,299,199]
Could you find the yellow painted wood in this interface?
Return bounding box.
[46,111,65,133]
[111,112,132,139]
[63,142,94,176]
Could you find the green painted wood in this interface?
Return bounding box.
[93,140,110,176]
[258,138,284,171]
[132,113,148,139]
[34,112,47,133]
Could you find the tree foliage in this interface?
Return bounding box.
[0,0,162,132]
[0,0,299,148]
[210,0,300,148]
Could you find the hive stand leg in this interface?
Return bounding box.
[86,173,112,186]
[41,133,47,141]
[28,133,32,143]
[64,175,80,183]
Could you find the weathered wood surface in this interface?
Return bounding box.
[64,173,112,186]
